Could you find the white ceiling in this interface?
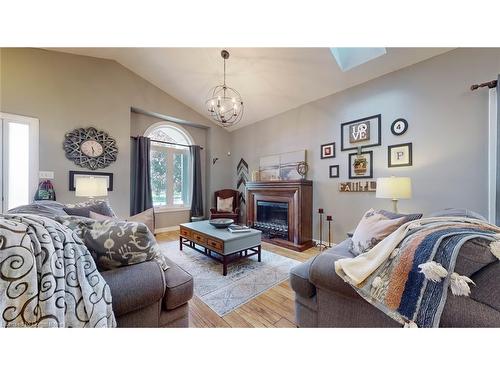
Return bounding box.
[48,48,452,131]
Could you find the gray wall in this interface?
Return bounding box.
[230,48,500,242]
[0,48,233,221]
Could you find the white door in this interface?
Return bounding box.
[0,112,39,213]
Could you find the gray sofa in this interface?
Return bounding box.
[8,201,193,328]
[102,256,193,328]
[290,238,500,327]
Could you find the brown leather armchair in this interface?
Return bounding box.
[209,189,240,222]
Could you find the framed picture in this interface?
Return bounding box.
[388,143,413,167]
[329,165,339,178]
[391,118,408,136]
[341,114,382,151]
[348,150,373,179]
[69,171,114,191]
[320,142,335,159]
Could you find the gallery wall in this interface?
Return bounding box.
[0,48,233,220]
[230,48,500,242]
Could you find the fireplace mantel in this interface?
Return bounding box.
[246,180,313,251]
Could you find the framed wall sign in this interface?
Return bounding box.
[69,171,114,191]
[329,165,339,178]
[348,150,373,179]
[388,143,413,167]
[339,181,377,192]
[391,118,408,136]
[320,142,335,159]
[341,114,381,151]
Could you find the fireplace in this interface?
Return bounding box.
[246,180,313,251]
[254,201,289,240]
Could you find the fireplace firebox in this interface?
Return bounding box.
[254,201,289,240]
[246,180,313,252]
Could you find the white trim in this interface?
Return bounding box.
[0,112,39,212]
[154,206,191,213]
[488,88,497,224]
[144,121,195,146]
[154,225,180,234]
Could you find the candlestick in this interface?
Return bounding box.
[326,215,333,248]
[317,209,327,251]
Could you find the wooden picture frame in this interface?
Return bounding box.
[320,142,336,159]
[348,150,373,179]
[329,165,339,178]
[388,143,413,167]
[341,114,382,151]
[69,171,114,191]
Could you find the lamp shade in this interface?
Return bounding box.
[75,176,108,197]
[376,177,412,200]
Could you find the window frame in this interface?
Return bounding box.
[0,112,39,213]
[145,122,193,212]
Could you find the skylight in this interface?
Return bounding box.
[330,48,387,72]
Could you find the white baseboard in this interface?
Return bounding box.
[154,225,180,234]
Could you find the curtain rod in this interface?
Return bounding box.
[470,79,498,91]
[130,136,204,150]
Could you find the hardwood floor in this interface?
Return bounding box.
[156,230,320,328]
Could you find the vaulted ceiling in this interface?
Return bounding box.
[48,48,452,131]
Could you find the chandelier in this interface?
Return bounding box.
[206,50,244,127]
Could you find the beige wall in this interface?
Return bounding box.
[0,48,233,223]
[230,48,500,242]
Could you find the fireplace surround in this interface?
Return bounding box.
[246,180,313,251]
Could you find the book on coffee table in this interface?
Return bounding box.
[227,224,251,233]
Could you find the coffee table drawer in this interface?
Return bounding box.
[180,228,191,238]
[193,232,206,244]
[207,238,223,252]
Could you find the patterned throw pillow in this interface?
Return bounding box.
[90,208,155,234]
[64,200,117,218]
[350,208,423,256]
[56,216,168,271]
[217,196,234,213]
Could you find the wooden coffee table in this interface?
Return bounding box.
[179,220,262,276]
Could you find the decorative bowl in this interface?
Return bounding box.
[209,218,234,228]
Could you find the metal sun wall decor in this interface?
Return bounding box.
[63,127,118,170]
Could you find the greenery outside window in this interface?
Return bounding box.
[145,123,192,210]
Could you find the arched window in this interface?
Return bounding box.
[145,122,193,209]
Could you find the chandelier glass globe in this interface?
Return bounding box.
[206,50,244,127]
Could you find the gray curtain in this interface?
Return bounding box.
[496,75,500,225]
[131,136,153,215]
[190,145,204,218]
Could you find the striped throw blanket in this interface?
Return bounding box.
[335,217,500,327]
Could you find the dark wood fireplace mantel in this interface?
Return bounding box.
[246,180,313,252]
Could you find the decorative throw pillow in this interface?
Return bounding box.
[217,196,234,213]
[64,200,117,218]
[128,208,155,234]
[350,208,423,256]
[55,216,167,271]
[90,208,155,234]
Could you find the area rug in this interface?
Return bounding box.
[160,243,300,316]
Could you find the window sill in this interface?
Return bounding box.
[154,206,191,214]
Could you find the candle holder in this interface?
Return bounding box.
[317,208,328,251]
[326,215,333,248]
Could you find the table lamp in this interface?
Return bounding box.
[75,176,108,199]
[376,176,412,213]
